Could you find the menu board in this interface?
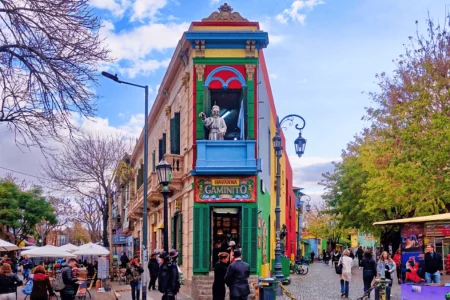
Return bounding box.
[425,221,450,237]
[98,257,108,279]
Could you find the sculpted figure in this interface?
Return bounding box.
[199,105,227,140]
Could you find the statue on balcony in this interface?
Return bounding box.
[199,105,227,140]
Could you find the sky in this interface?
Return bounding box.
[0,0,448,203]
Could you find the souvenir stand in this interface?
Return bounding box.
[374,213,450,300]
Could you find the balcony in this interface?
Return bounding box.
[192,140,260,175]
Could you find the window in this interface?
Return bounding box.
[170,113,181,154]
[203,89,247,140]
[158,134,166,161]
[152,151,156,172]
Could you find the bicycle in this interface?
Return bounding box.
[289,261,309,275]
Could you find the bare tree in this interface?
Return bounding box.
[43,133,130,246]
[35,196,72,245]
[73,197,102,243]
[0,0,110,148]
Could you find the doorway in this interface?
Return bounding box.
[211,207,241,269]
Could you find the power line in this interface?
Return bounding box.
[0,166,54,181]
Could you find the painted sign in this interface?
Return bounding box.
[195,176,256,202]
[401,223,424,252]
[425,221,450,237]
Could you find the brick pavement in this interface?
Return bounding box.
[277,259,401,300]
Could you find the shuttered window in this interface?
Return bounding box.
[170,113,181,154]
[177,213,183,266]
[242,206,257,273]
[152,151,156,172]
[193,206,210,274]
[158,139,163,161]
[137,164,144,188]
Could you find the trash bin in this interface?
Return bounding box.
[259,278,276,300]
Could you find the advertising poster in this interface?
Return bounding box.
[195,176,256,202]
[425,221,450,237]
[401,251,425,283]
[401,223,424,252]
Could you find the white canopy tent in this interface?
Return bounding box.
[0,239,20,251]
[21,245,76,258]
[59,243,80,252]
[72,244,109,256]
[21,246,37,250]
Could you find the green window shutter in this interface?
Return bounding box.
[174,113,180,154]
[162,133,167,156]
[193,206,210,274]
[203,88,211,115]
[158,139,163,161]
[152,151,156,172]
[171,216,175,249]
[170,117,176,154]
[242,206,257,273]
[178,213,183,265]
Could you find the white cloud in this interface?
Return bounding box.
[131,0,167,21]
[289,155,340,169]
[259,18,286,45]
[269,73,278,79]
[210,0,220,4]
[276,0,324,24]
[100,20,189,78]
[90,0,130,17]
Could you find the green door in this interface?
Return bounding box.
[193,206,210,274]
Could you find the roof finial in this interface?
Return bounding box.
[202,3,248,22]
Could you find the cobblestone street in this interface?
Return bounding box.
[278,259,401,300]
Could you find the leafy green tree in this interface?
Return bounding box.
[0,179,57,244]
[321,15,450,232]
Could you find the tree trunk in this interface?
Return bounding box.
[103,209,109,247]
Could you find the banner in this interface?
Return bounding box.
[401,223,424,252]
[195,176,256,202]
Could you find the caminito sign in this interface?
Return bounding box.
[195,176,256,202]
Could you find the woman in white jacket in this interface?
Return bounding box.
[339,249,353,298]
[377,251,395,298]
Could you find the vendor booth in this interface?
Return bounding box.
[374,213,450,300]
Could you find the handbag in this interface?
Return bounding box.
[335,263,343,275]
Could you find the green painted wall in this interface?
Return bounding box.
[256,176,271,276]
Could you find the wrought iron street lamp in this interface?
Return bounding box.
[272,114,306,287]
[156,159,172,252]
[101,71,150,300]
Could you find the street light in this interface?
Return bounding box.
[272,114,306,287]
[156,158,172,252]
[101,71,149,300]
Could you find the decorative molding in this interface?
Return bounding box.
[195,64,206,81]
[195,40,205,57]
[202,3,248,22]
[245,40,256,57]
[245,64,256,81]
[165,106,171,118]
[178,48,189,67]
[181,72,190,92]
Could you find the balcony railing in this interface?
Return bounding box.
[193,140,260,175]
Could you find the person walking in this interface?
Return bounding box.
[225,250,250,300]
[377,251,395,298]
[424,243,443,284]
[20,255,33,281]
[30,266,55,300]
[148,252,159,291]
[392,249,402,284]
[158,250,180,300]
[213,252,229,300]
[126,258,144,300]
[338,249,353,298]
[357,246,364,267]
[332,250,341,269]
[361,250,377,298]
[0,263,23,300]
[310,251,315,263]
[60,258,79,300]
[120,252,130,268]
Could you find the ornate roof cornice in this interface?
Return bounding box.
[202,3,248,22]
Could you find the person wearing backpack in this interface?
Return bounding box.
[60,259,79,300]
[126,259,144,300]
[361,250,377,298]
[30,266,55,300]
[0,263,23,300]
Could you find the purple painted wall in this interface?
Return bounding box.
[401,284,450,300]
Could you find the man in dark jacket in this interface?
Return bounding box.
[61,258,79,300]
[424,243,443,284]
[148,253,159,291]
[158,250,180,300]
[225,250,250,300]
[20,255,33,280]
[213,252,229,300]
[357,246,364,267]
[120,252,130,268]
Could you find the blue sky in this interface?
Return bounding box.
[0,0,448,203]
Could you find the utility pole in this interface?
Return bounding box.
[107,180,114,281]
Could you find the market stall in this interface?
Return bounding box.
[374,213,450,300]
[0,238,19,251]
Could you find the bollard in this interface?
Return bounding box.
[374,277,391,300]
[259,278,276,300]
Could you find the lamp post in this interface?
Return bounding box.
[272,114,306,286]
[156,159,172,252]
[101,71,149,300]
